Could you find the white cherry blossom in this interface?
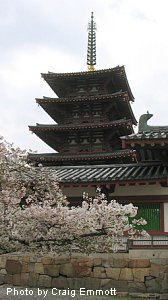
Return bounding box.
[0,136,149,254]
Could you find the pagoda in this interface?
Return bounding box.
[29,13,137,167]
[29,13,168,236]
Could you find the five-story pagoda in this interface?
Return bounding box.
[28,13,168,235]
[29,13,137,166]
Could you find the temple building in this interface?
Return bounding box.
[29,13,168,238]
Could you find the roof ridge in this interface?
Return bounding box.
[47,162,161,170]
[41,66,123,77]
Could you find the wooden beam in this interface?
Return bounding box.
[121,139,126,149]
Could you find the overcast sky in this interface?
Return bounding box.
[1,0,168,152]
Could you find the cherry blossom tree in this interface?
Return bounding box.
[0,136,149,254]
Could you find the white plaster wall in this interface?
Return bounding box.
[164,202,168,232]
[62,185,168,198]
[111,185,168,196]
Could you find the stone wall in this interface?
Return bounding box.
[0,252,168,294]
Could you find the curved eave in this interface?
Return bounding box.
[36,91,130,104]
[41,66,124,79]
[28,149,136,162]
[127,101,137,126]
[114,66,134,101]
[29,119,133,133]
[41,65,135,101]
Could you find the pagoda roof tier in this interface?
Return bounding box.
[29,119,133,151]
[36,91,137,125]
[28,149,136,166]
[37,91,132,104]
[29,118,133,133]
[50,162,168,185]
[41,66,134,100]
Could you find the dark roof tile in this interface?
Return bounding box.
[50,163,168,183]
[121,131,168,140]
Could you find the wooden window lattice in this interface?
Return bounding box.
[135,203,160,231]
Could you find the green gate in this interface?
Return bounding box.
[135,203,161,231]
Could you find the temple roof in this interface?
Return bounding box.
[28,149,136,165]
[29,118,133,132]
[41,66,134,100]
[42,66,126,78]
[36,91,132,103]
[121,131,168,141]
[121,113,168,145]
[51,162,168,184]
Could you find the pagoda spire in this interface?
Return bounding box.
[87,12,96,71]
